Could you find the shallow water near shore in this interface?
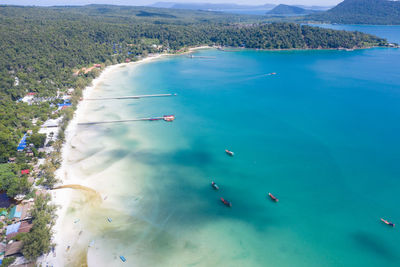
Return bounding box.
[60,31,400,266]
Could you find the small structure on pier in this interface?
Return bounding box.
[78,115,176,125]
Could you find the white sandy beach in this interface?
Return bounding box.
[38,52,181,267]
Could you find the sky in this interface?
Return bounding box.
[1,0,343,7]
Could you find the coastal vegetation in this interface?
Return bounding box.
[308,0,400,25]
[0,4,391,264]
[21,195,57,260]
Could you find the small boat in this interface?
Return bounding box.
[381,218,395,227]
[107,217,112,223]
[225,149,234,156]
[74,219,80,224]
[163,115,175,122]
[211,181,219,190]
[221,197,232,207]
[149,118,161,121]
[120,256,127,262]
[265,72,276,76]
[268,193,278,202]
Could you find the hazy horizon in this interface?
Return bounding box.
[0,0,342,7]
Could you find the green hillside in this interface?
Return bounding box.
[309,0,400,25]
[267,4,312,15]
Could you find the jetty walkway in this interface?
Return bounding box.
[85,93,177,101]
[78,115,175,125]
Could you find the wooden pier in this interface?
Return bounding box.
[78,115,175,125]
[85,93,177,101]
[187,55,216,59]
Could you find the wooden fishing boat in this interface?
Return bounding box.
[268,193,278,202]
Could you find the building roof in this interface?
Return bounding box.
[8,205,23,220]
[7,221,33,239]
[21,169,29,175]
[0,242,6,253]
[57,102,72,107]
[6,222,21,236]
[20,202,33,220]
[17,134,28,151]
[4,241,23,257]
[0,210,8,216]
[14,263,35,267]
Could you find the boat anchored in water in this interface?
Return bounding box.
[381,218,395,227]
[211,181,219,190]
[221,197,232,207]
[225,149,234,156]
[268,193,279,202]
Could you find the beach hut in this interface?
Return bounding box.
[21,169,29,175]
[0,242,6,256]
[19,201,33,221]
[57,102,72,108]
[8,205,22,220]
[17,134,28,151]
[0,210,8,216]
[6,222,21,236]
[6,221,33,240]
[4,241,23,257]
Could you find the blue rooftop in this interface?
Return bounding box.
[6,222,21,236]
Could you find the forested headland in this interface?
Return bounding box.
[308,0,400,25]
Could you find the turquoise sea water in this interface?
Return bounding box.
[74,26,400,267]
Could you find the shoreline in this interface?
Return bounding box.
[39,52,178,267]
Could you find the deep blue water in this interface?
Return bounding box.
[81,25,400,266]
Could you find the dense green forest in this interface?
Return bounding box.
[0,5,388,162]
[308,0,400,25]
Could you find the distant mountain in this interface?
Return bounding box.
[149,2,276,14]
[267,4,318,15]
[308,0,400,25]
[149,2,334,16]
[294,5,332,11]
[150,2,177,8]
[150,2,275,10]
